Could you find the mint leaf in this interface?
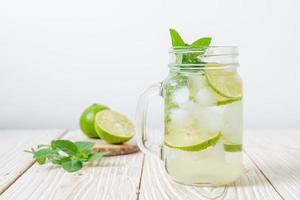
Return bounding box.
[51,159,61,165]
[88,152,107,162]
[51,140,78,156]
[61,159,83,172]
[169,29,185,47]
[75,141,95,159]
[191,37,212,47]
[33,148,57,165]
[52,156,71,165]
[36,156,46,165]
[26,139,107,173]
[169,28,212,65]
[190,37,212,62]
[75,141,94,152]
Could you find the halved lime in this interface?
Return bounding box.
[94,110,135,144]
[80,104,109,138]
[205,69,242,100]
[222,138,242,152]
[165,127,221,151]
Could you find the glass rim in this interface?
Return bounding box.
[168,46,239,70]
[168,64,239,71]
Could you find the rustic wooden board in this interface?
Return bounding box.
[0,130,66,195]
[138,130,283,200]
[93,141,139,156]
[0,130,144,200]
[73,130,139,156]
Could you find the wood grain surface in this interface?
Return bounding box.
[0,130,67,195]
[0,130,144,200]
[0,130,299,200]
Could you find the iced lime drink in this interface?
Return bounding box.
[163,69,243,185]
[161,29,243,186]
[135,29,243,186]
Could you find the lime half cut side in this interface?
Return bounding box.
[205,70,242,100]
[95,110,135,144]
[165,127,221,151]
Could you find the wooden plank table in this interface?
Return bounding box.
[0,130,299,200]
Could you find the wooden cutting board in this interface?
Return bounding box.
[92,139,139,156]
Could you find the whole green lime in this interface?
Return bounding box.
[80,104,109,138]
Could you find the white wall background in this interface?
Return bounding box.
[0,0,299,129]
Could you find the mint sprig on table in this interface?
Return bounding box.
[25,140,107,172]
[169,28,212,64]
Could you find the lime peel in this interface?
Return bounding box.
[221,138,243,152]
[165,132,221,152]
[80,104,109,138]
[223,144,242,152]
[217,98,242,106]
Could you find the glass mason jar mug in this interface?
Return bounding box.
[136,46,243,186]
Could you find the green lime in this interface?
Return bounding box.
[165,127,221,151]
[186,71,241,106]
[223,143,242,152]
[205,69,242,100]
[216,98,241,106]
[80,104,109,138]
[94,110,135,144]
[221,138,242,152]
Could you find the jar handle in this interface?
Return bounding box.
[135,82,163,160]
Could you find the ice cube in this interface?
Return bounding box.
[179,101,225,134]
[222,101,243,143]
[172,87,189,105]
[195,88,217,106]
[188,75,207,91]
[180,101,199,113]
[196,106,225,135]
[180,101,208,119]
[169,108,193,127]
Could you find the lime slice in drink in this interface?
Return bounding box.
[223,143,242,152]
[222,138,242,152]
[165,127,221,151]
[216,98,241,106]
[205,69,242,100]
[94,110,135,144]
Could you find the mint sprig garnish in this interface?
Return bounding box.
[169,29,186,47]
[169,28,212,64]
[25,140,107,172]
[191,37,211,47]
